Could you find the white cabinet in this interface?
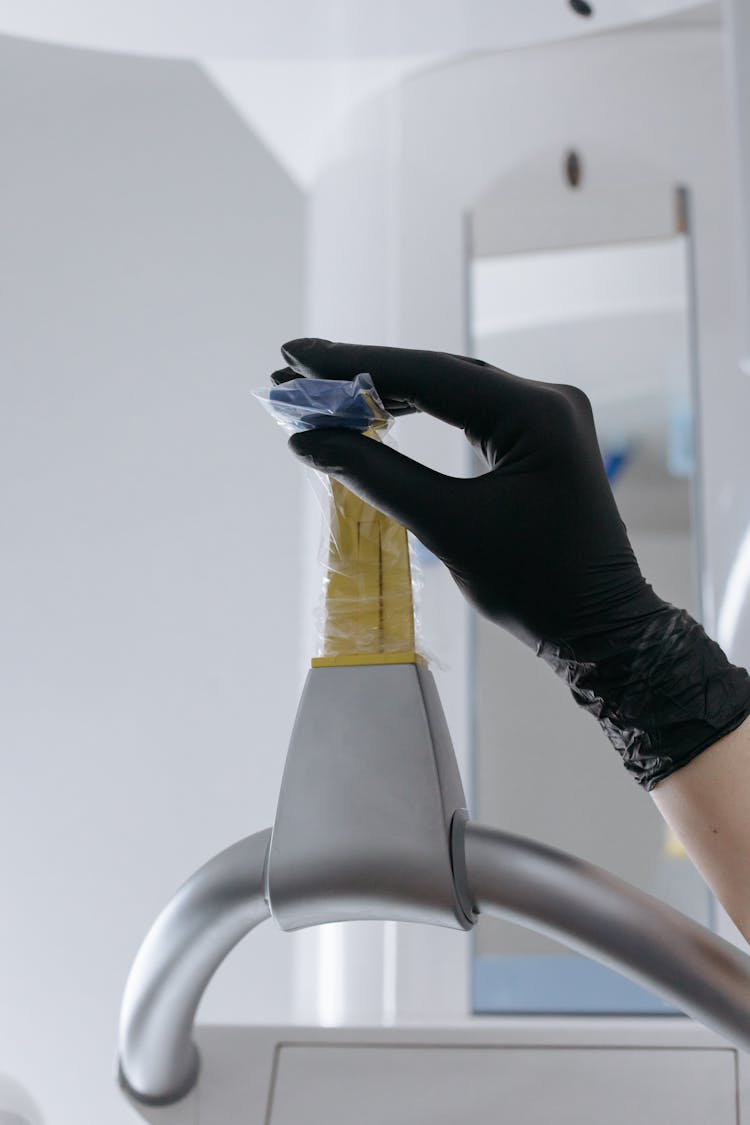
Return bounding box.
[268,1045,736,1125]
[135,1023,744,1125]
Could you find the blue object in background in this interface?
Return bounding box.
[474,954,678,1015]
[602,443,632,486]
[667,398,694,478]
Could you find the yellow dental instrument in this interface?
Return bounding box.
[312,429,419,669]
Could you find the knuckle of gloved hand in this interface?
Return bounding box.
[556,383,593,415]
[535,393,576,444]
[537,387,593,457]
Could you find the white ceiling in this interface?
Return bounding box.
[202,55,444,188]
[0,0,715,59]
[0,1,718,188]
[643,0,720,25]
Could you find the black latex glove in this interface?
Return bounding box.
[274,338,750,790]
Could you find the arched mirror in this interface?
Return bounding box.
[467,164,710,1014]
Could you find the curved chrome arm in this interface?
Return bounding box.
[118,829,272,1105]
[119,817,750,1109]
[117,666,750,1108]
[464,822,750,1051]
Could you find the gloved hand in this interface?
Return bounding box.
[274,337,750,790]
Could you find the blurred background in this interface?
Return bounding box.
[2,2,750,1121]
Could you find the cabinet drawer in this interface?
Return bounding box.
[268,1045,736,1124]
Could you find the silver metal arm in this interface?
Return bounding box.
[118,828,272,1105]
[117,667,750,1109]
[119,816,750,1108]
[464,821,750,1052]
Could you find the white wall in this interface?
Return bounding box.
[307,22,750,1018]
[0,35,305,1124]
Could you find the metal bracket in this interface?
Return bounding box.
[267,662,475,932]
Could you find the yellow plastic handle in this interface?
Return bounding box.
[315,437,419,667]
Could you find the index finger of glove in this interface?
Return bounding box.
[279,337,524,441]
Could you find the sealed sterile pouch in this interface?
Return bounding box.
[255,372,390,435]
[254,373,426,667]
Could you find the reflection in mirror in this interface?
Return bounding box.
[469,230,710,1014]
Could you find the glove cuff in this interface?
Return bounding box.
[537,602,750,790]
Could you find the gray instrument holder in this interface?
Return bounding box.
[267,662,475,932]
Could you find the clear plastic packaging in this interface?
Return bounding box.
[255,374,424,667]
